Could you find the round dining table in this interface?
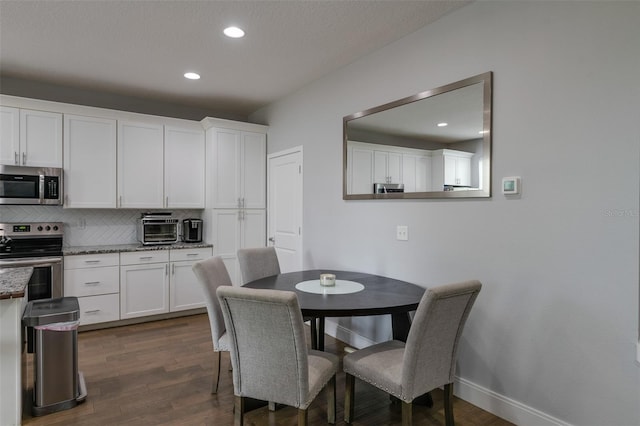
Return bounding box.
[243,269,426,351]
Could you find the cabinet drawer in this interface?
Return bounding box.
[64,252,119,269]
[77,294,120,325]
[120,250,169,265]
[169,247,212,262]
[65,266,119,297]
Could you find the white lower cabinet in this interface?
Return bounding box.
[169,247,212,312]
[64,253,120,325]
[120,250,170,320]
[64,247,211,324]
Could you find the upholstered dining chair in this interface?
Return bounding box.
[343,280,482,426]
[217,286,339,426]
[191,256,233,394]
[237,246,281,284]
[237,246,321,350]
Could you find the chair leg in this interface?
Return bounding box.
[212,351,221,394]
[401,401,412,426]
[268,401,276,411]
[310,318,318,350]
[443,383,454,426]
[234,395,244,426]
[298,408,308,426]
[344,373,355,423]
[327,375,336,424]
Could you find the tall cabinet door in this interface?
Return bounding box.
[164,125,205,209]
[240,131,266,209]
[0,106,19,165]
[209,209,241,284]
[207,128,241,209]
[64,115,117,208]
[118,120,164,208]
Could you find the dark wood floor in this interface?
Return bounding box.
[22,314,513,426]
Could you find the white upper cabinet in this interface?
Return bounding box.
[164,125,205,209]
[117,120,165,208]
[402,153,432,193]
[348,144,374,194]
[0,107,62,167]
[431,149,473,190]
[64,114,117,208]
[205,125,266,209]
[374,150,402,184]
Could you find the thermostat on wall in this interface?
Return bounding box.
[502,177,521,194]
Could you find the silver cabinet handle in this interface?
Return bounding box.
[14,152,18,165]
[165,264,169,275]
[84,309,101,314]
[186,253,199,257]
[139,256,153,260]
[22,152,26,165]
[171,264,175,275]
[84,260,101,264]
[166,196,169,207]
[84,281,101,286]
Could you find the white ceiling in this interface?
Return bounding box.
[0,0,472,118]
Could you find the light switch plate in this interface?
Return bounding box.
[396,225,408,241]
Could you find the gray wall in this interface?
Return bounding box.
[252,2,640,425]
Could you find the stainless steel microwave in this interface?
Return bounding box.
[0,165,63,205]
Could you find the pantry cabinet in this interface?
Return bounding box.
[117,120,165,208]
[431,149,473,190]
[207,209,266,285]
[63,114,117,208]
[64,253,120,325]
[0,106,62,167]
[205,125,266,209]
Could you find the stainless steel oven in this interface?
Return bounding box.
[0,222,63,301]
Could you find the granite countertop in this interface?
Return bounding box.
[63,242,213,256]
[0,267,34,299]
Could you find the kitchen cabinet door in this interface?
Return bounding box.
[20,109,63,167]
[374,150,402,184]
[120,262,169,319]
[164,125,205,209]
[64,115,117,208]
[0,107,62,167]
[240,131,267,209]
[169,247,211,312]
[348,145,374,194]
[431,149,473,190]
[117,120,164,208]
[0,106,19,165]
[207,209,266,286]
[206,127,266,209]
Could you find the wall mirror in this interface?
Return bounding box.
[343,72,492,200]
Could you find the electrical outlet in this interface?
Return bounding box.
[396,225,408,241]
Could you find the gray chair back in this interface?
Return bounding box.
[217,286,309,406]
[402,280,482,400]
[192,256,232,352]
[237,246,280,284]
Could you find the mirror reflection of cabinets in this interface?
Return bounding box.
[343,72,492,199]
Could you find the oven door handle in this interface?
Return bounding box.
[0,256,63,267]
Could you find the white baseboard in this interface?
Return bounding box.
[454,377,572,426]
[325,320,572,426]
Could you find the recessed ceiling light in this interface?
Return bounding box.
[184,72,200,80]
[437,122,448,127]
[224,26,245,38]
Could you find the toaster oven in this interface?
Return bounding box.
[137,213,179,245]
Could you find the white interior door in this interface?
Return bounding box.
[268,147,303,272]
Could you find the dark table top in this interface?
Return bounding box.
[243,269,425,318]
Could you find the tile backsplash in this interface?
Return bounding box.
[0,206,202,247]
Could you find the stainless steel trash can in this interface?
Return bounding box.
[22,297,87,416]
